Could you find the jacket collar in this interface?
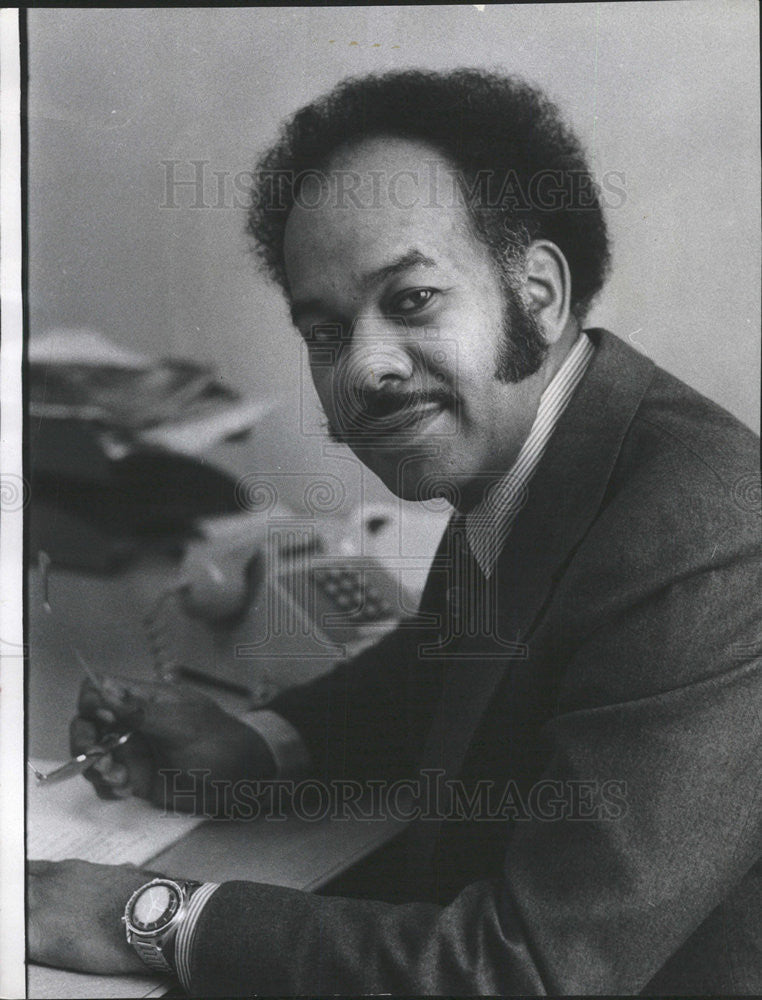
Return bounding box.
[490,327,656,646]
[416,330,656,784]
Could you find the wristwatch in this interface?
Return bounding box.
[123,878,202,975]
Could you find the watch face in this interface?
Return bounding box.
[130,883,180,933]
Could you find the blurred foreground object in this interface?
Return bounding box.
[29,328,273,571]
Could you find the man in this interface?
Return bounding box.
[28,69,762,995]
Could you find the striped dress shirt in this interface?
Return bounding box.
[465,331,595,578]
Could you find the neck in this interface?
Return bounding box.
[455,320,582,513]
[539,318,581,393]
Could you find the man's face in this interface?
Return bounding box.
[283,137,548,508]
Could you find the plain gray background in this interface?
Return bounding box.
[27,3,761,512]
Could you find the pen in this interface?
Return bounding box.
[29,731,132,785]
[28,648,134,786]
[35,577,135,786]
[39,564,104,694]
[72,645,106,692]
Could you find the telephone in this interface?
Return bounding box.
[146,503,447,707]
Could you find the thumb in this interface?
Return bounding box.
[87,675,184,732]
[91,733,155,801]
[95,676,199,746]
[95,676,149,727]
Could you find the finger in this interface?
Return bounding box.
[112,735,154,800]
[70,716,101,756]
[91,755,129,785]
[77,677,109,720]
[86,734,154,800]
[67,739,127,800]
[91,676,149,727]
[77,679,100,718]
[90,755,132,798]
[70,718,131,797]
[77,675,140,721]
[83,764,126,800]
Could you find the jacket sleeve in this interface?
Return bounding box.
[188,532,762,995]
[266,514,453,782]
[268,616,444,783]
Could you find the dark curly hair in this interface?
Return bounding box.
[248,68,610,319]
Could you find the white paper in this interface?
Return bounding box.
[27,761,203,866]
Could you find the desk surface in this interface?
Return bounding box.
[26,559,407,998]
[28,811,405,999]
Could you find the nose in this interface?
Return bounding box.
[342,315,414,398]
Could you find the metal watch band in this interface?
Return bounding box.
[125,878,202,977]
[131,939,174,975]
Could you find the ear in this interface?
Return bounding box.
[522,240,573,344]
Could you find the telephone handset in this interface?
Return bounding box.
[145,507,425,706]
[177,542,265,624]
[175,518,316,625]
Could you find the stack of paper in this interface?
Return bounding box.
[27,760,203,866]
[29,328,273,458]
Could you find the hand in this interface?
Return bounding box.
[70,675,276,812]
[27,859,154,975]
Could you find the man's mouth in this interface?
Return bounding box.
[326,388,452,444]
[354,390,450,437]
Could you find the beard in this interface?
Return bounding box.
[493,280,548,383]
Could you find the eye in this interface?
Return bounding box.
[307,322,344,344]
[392,288,437,315]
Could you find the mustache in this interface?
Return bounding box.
[360,386,452,420]
[326,385,454,442]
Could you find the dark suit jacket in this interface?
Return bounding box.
[189,330,762,995]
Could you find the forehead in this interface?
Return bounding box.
[282,137,492,299]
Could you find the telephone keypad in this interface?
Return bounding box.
[311,566,394,623]
[276,562,401,648]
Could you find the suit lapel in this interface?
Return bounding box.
[491,329,655,649]
[416,330,656,789]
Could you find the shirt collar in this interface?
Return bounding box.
[465,331,595,578]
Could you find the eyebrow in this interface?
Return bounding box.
[289,248,437,327]
[364,248,437,288]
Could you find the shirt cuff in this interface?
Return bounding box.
[174,881,219,993]
[238,708,311,778]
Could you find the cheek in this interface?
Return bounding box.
[435,303,503,385]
